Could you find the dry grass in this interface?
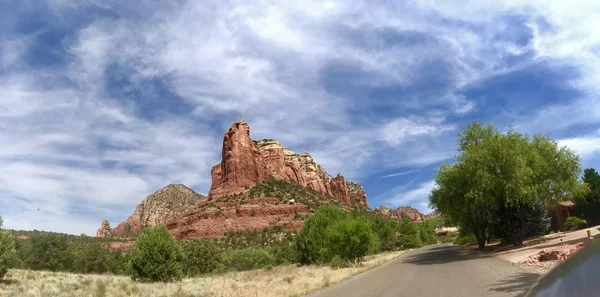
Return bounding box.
[0,251,403,297]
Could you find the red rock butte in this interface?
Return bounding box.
[98,120,369,241]
[208,121,368,207]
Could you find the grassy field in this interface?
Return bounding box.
[0,251,404,297]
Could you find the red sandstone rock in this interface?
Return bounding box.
[209,121,268,198]
[168,197,310,239]
[347,181,369,208]
[375,206,427,222]
[104,241,136,252]
[99,121,370,240]
[96,220,112,238]
[330,174,351,206]
[519,242,585,268]
[207,121,368,208]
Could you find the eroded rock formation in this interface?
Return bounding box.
[96,220,112,238]
[375,206,428,222]
[96,184,204,238]
[167,197,310,239]
[208,121,369,208]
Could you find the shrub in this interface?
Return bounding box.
[266,243,298,265]
[564,216,586,230]
[295,206,348,264]
[328,255,350,269]
[325,217,379,265]
[397,217,422,249]
[0,217,16,279]
[453,233,478,245]
[23,232,73,271]
[220,248,275,271]
[181,239,221,276]
[127,226,183,282]
[438,231,458,243]
[417,220,438,245]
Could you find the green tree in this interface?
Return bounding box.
[127,226,183,282]
[574,168,600,225]
[181,239,221,276]
[295,206,348,264]
[361,212,397,252]
[0,217,16,279]
[24,232,73,271]
[397,217,422,249]
[326,216,379,265]
[430,122,585,249]
[417,219,438,245]
[72,242,110,274]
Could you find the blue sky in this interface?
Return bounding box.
[2,1,600,235]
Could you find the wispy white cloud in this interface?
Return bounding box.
[558,133,600,158]
[380,169,421,179]
[378,180,436,213]
[2,0,600,234]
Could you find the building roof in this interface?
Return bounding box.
[557,201,575,207]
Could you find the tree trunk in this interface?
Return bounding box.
[477,236,486,250]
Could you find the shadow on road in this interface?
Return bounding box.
[401,245,491,265]
[487,272,540,297]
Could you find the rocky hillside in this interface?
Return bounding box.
[375,206,433,223]
[97,120,370,240]
[96,184,204,238]
[208,121,368,208]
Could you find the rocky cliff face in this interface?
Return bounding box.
[375,206,427,222]
[168,197,310,239]
[96,220,111,238]
[97,184,204,238]
[208,121,369,208]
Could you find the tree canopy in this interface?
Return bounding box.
[0,217,16,280]
[430,122,586,249]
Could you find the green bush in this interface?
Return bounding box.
[328,255,350,269]
[358,211,397,252]
[295,207,382,266]
[127,226,183,282]
[417,220,438,245]
[23,232,73,271]
[295,206,348,264]
[564,216,586,230]
[220,248,275,271]
[266,244,298,265]
[325,217,379,265]
[0,217,16,279]
[453,233,478,245]
[181,239,221,276]
[397,217,422,249]
[438,231,458,243]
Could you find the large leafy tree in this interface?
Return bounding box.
[430,122,585,249]
[0,217,16,279]
[574,168,600,225]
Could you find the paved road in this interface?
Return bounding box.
[309,244,541,297]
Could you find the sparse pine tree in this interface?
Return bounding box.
[0,217,17,279]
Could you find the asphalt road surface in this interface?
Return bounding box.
[308,244,541,297]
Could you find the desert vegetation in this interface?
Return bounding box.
[430,122,589,249]
[0,208,418,296]
[0,251,403,297]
